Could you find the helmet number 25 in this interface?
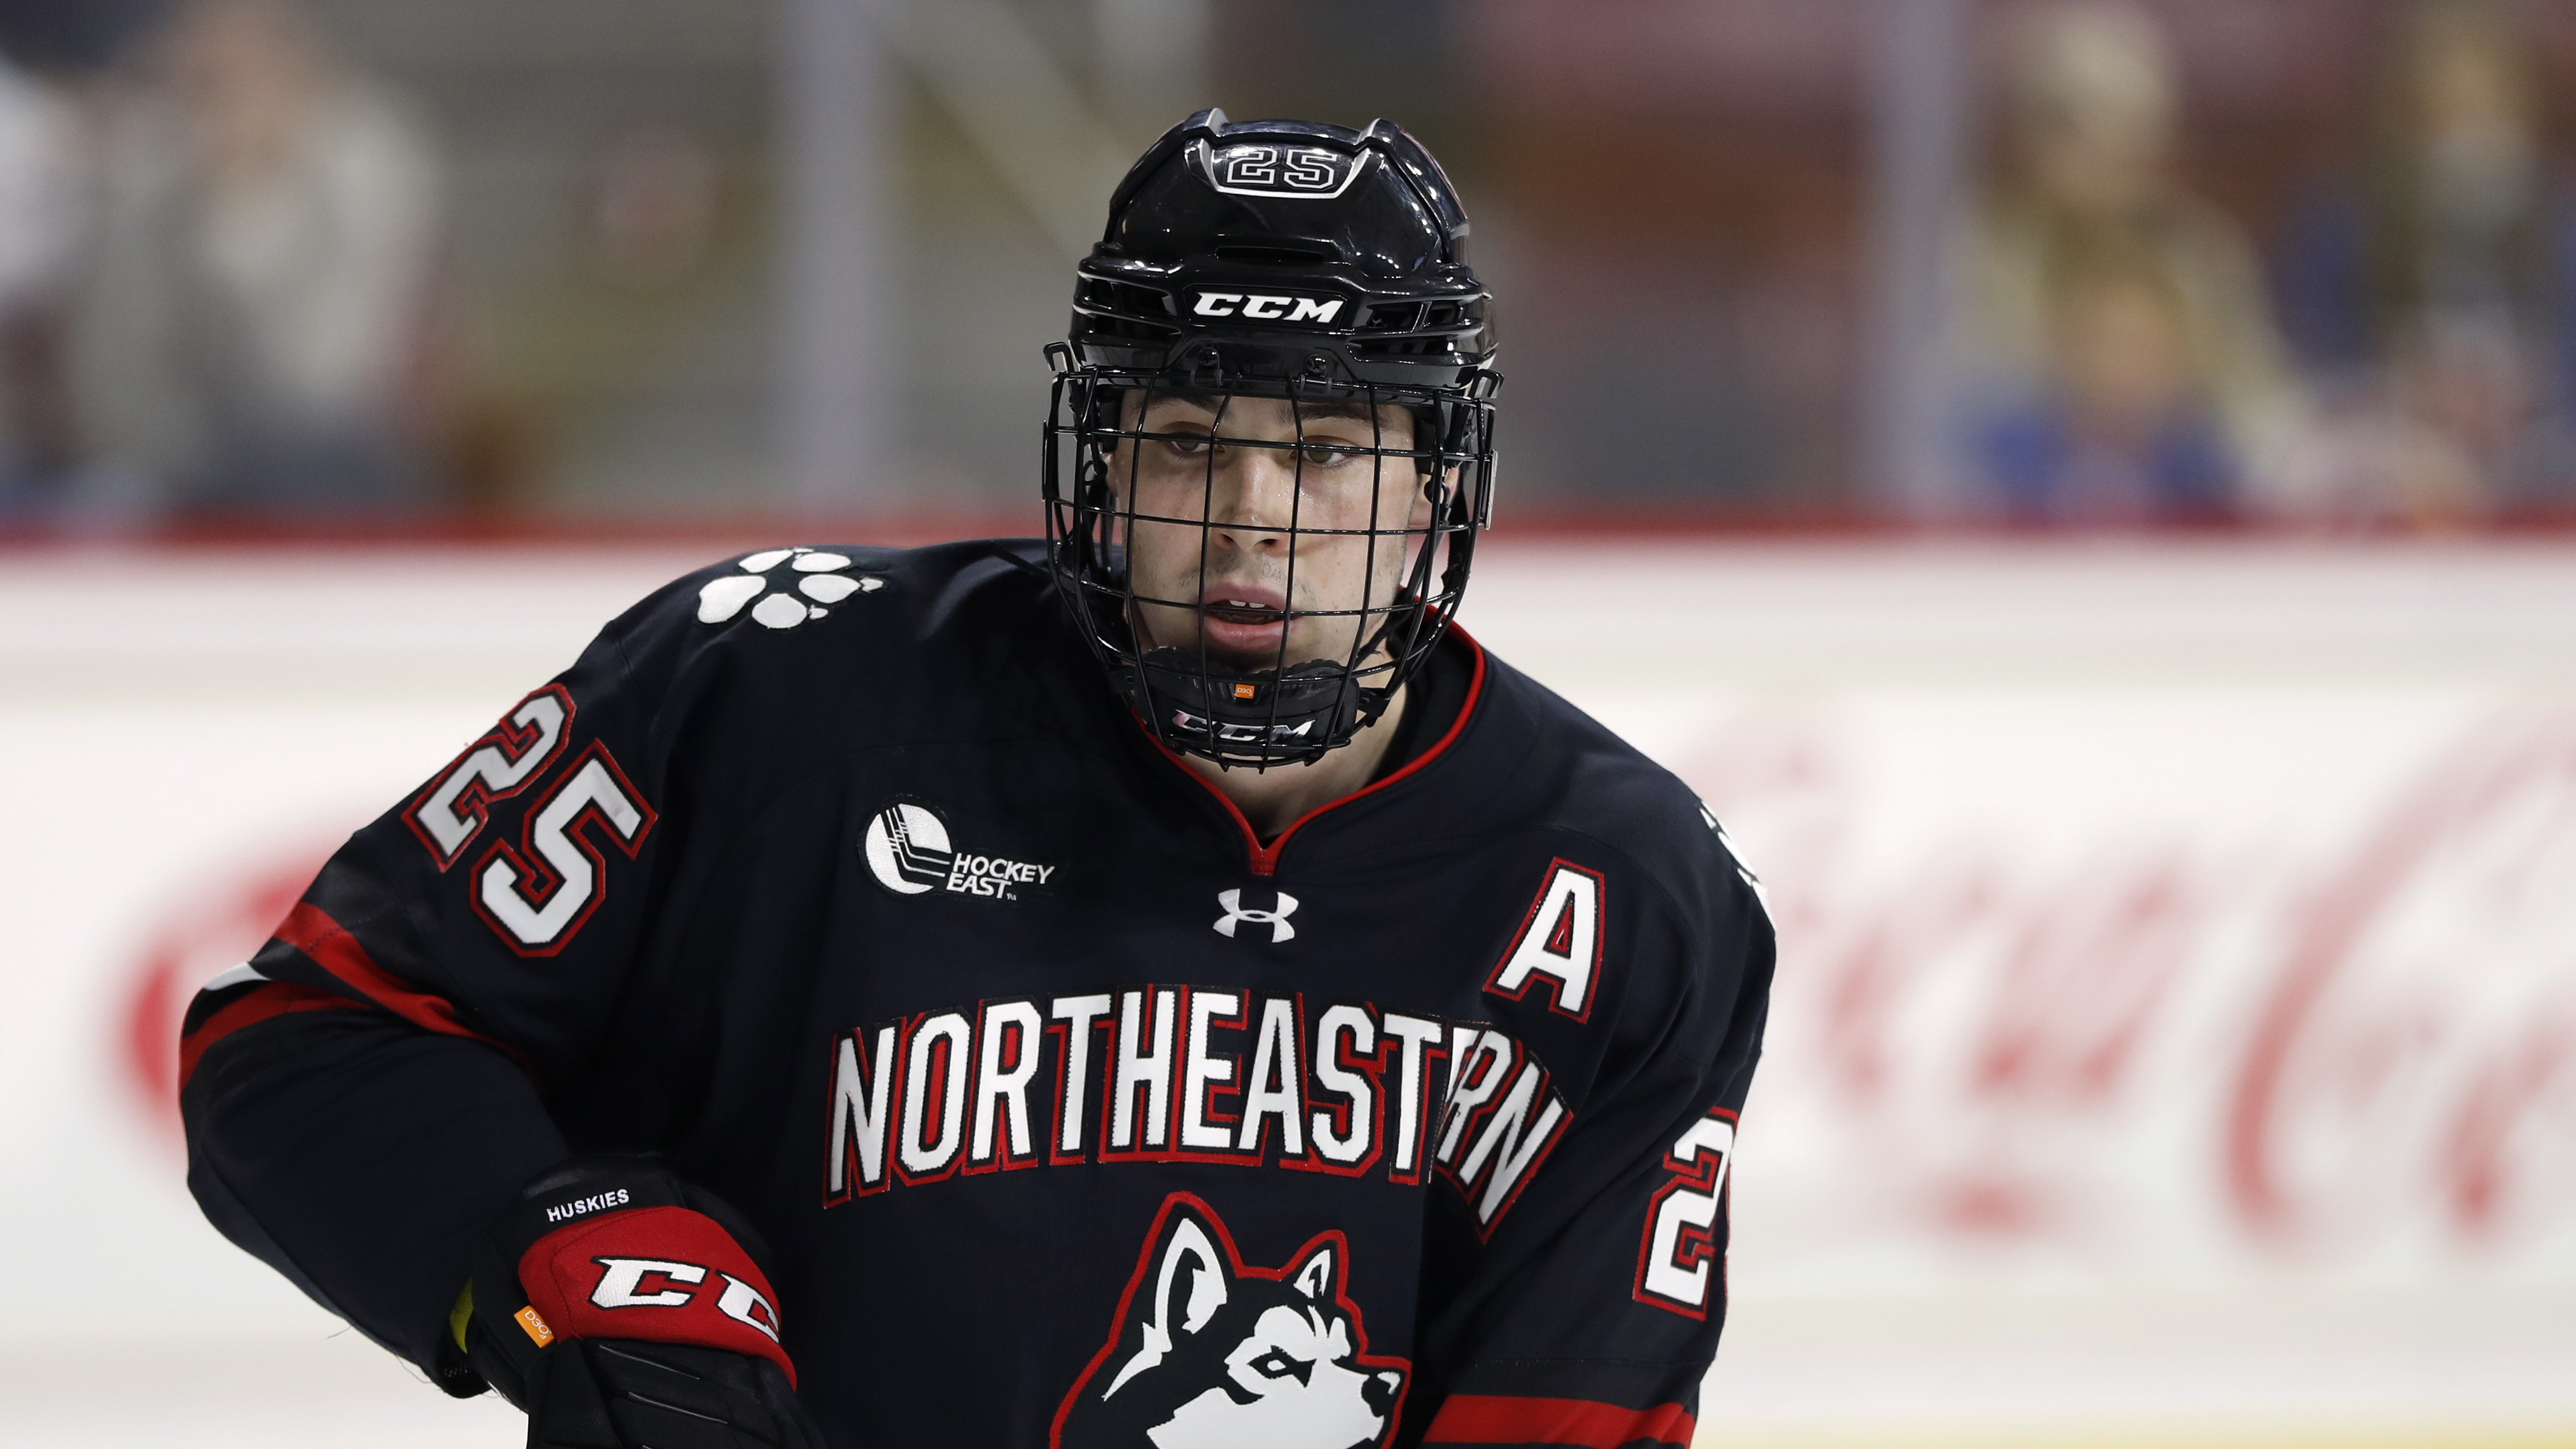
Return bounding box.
[1220,146,1339,192]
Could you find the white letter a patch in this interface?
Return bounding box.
[1484,859,1606,1021]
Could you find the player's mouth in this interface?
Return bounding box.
[1194,587,1291,657]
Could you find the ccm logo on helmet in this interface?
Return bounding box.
[588,1255,783,1342]
[1189,290,1345,325]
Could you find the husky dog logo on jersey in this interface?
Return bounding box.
[1052,1193,1409,1449]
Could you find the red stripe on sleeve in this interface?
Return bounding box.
[177,981,363,1090]
[271,901,535,1074]
[1422,1394,1697,1448]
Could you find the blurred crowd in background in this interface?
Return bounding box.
[2,0,2575,531]
[1957,0,2576,526]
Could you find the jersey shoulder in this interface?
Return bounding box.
[1461,642,1763,940]
[599,537,1068,741]
[611,537,1051,660]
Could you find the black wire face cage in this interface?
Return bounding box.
[1043,348,1499,771]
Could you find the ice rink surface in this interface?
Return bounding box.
[2,535,2570,1448]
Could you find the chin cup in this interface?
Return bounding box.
[1120,647,1388,770]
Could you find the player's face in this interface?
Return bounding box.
[1110,392,1434,673]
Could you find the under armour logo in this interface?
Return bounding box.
[1213,888,1299,943]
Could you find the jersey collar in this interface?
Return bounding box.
[1132,626,1490,878]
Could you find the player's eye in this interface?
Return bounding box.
[1247,1348,1313,1384]
[1296,442,1362,469]
[1160,432,1216,457]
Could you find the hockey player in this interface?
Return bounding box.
[180,110,1774,1449]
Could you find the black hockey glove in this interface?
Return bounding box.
[439,1157,825,1449]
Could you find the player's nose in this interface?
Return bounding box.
[1205,444,1301,546]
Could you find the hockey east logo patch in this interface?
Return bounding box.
[1052,1193,1407,1449]
[863,802,1057,901]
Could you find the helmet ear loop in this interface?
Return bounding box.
[1049,370,1123,654]
[1402,401,1455,582]
[1423,403,1484,611]
[1074,396,1120,586]
[1369,443,1446,681]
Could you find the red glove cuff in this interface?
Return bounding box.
[515,1204,797,1388]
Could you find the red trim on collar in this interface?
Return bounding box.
[1138,626,1490,877]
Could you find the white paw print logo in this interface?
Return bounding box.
[696,547,883,630]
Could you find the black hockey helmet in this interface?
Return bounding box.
[1044,109,1502,770]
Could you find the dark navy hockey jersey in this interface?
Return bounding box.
[179,539,1775,1449]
